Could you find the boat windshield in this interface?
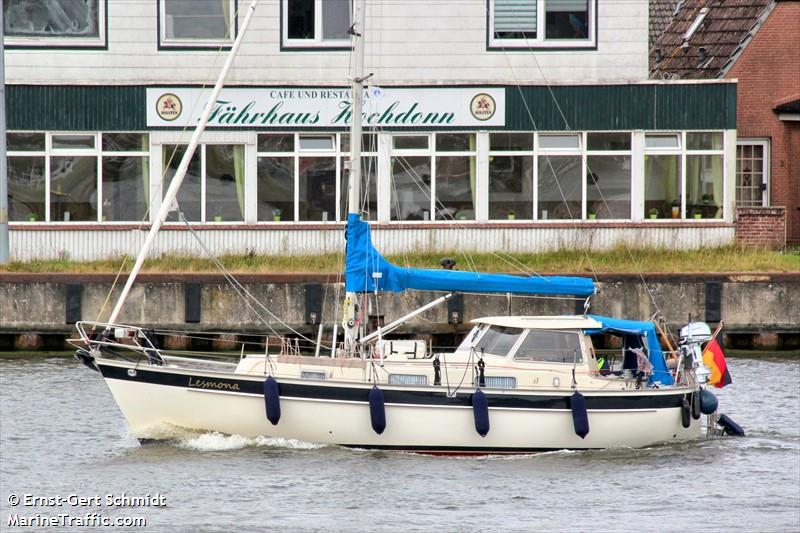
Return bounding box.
[455,326,481,352]
[514,330,583,364]
[474,326,523,357]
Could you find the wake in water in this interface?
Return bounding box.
[177,433,327,452]
[132,424,326,451]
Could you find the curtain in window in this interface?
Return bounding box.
[221,0,232,36]
[545,0,588,11]
[469,135,477,213]
[234,145,245,218]
[4,0,100,37]
[141,136,150,212]
[494,0,537,32]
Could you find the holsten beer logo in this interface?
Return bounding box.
[470,93,496,121]
[156,93,182,121]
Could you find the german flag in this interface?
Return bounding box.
[702,338,732,388]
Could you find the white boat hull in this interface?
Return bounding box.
[98,359,701,453]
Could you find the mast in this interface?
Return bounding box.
[106,0,259,326]
[342,0,367,351]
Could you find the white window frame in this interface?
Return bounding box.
[47,132,101,223]
[488,0,596,49]
[643,131,685,219]
[281,0,351,49]
[159,0,236,48]
[99,133,151,223]
[487,133,535,221]
[256,133,375,223]
[735,138,770,208]
[3,0,107,48]
[536,131,582,221]
[585,132,634,221]
[684,131,726,221]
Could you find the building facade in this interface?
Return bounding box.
[651,0,800,247]
[5,0,737,260]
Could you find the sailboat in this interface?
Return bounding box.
[73,0,734,453]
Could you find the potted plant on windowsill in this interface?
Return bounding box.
[507,210,516,220]
[272,208,282,222]
[648,208,659,220]
[692,209,703,220]
[671,200,680,218]
[587,208,597,220]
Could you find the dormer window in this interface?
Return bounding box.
[683,7,709,43]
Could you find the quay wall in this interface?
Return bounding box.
[1,273,798,351]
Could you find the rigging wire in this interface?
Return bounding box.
[96,2,248,324]
[488,6,666,317]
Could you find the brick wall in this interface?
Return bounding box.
[735,206,786,248]
[726,1,800,247]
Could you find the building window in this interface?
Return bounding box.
[340,134,378,221]
[390,133,477,222]
[6,133,46,222]
[736,140,769,207]
[435,133,477,220]
[101,134,150,222]
[160,0,236,48]
[686,132,724,219]
[7,132,149,223]
[3,0,106,48]
[163,143,244,223]
[391,135,432,221]
[283,0,351,48]
[256,133,372,222]
[644,132,681,218]
[489,133,534,220]
[538,134,582,220]
[586,133,632,220]
[488,0,594,49]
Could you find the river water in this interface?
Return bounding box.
[1,354,798,533]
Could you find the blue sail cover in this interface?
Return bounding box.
[344,214,596,297]
[584,315,675,386]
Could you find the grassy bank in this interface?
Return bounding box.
[1,246,798,274]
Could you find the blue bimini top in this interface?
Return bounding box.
[584,315,675,386]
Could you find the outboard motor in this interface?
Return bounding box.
[679,322,712,384]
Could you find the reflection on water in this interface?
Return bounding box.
[1,354,798,533]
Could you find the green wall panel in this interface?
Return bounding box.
[506,83,736,131]
[6,83,735,132]
[7,85,146,131]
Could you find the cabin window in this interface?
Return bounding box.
[388,374,428,386]
[475,326,523,357]
[3,0,106,48]
[482,376,517,389]
[488,0,595,49]
[160,0,235,48]
[283,0,351,48]
[300,370,327,380]
[514,330,583,363]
